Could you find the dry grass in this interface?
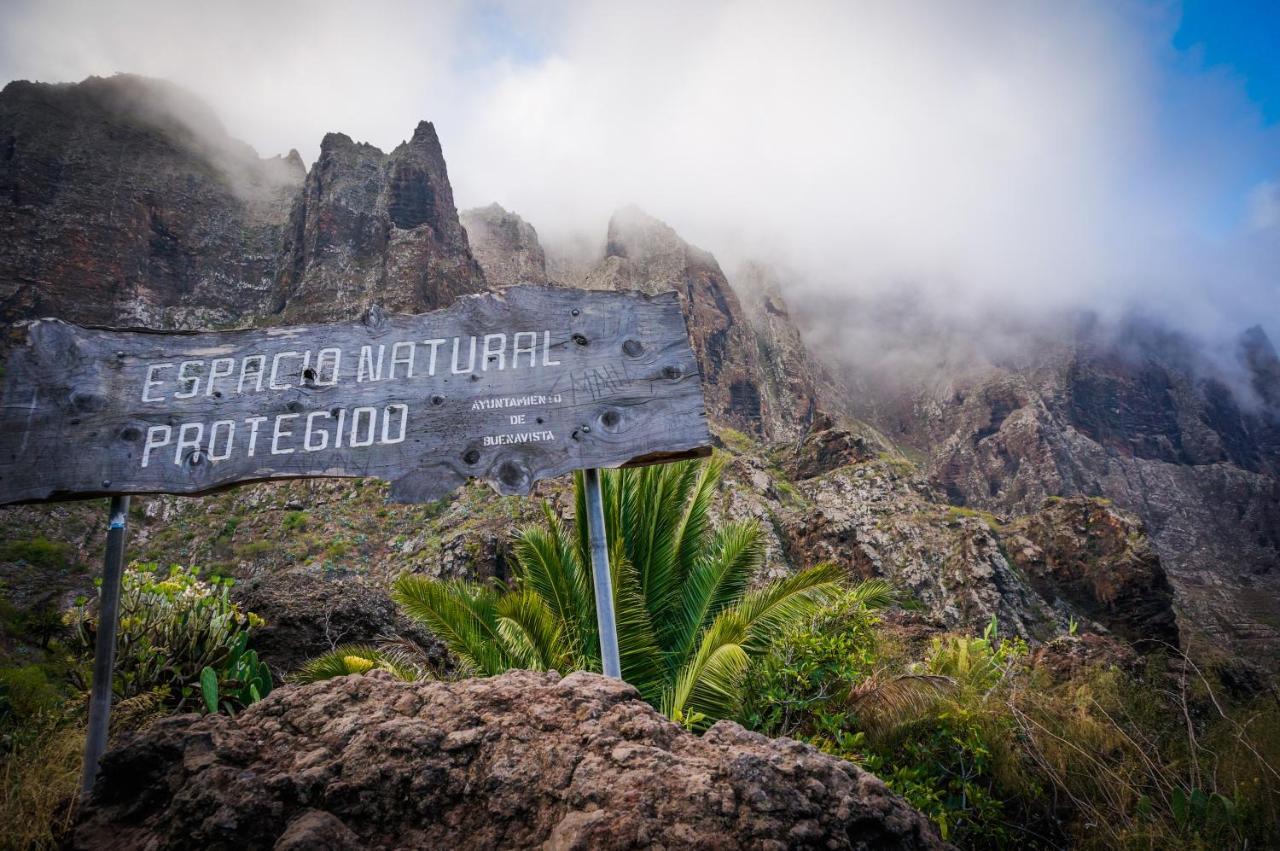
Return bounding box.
[0,721,84,850]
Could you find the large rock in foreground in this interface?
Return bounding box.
[75,670,948,850]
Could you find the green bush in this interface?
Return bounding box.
[0,666,63,731]
[68,563,270,713]
[740,586,886,751]
[393,459,851,727]
[743,608,1021,845]
[233,539,274,559]
[743,608,1280,849]
[0,537,71,569]
[282,511,309,532]
[861,626,1032,846]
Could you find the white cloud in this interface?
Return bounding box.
[1249,181,1280,231]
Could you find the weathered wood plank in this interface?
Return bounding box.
[0,286,711,505]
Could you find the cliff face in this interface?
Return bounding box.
[0,76,302,329]
[732,262,820,442]
[569,207,818,440]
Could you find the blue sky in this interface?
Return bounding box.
[1166,1,1280,234]
[1174,0,1280,124]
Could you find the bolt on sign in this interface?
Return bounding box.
[0,285,712,506]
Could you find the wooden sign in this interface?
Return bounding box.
[0,286,711,505]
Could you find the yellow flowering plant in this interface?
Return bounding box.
[69,563,271,713]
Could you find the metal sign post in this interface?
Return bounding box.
[80,495,130,795]
[582,468,621,678]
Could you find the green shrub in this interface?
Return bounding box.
[743,606,1280,850]
[282,511,309,532]
[0,666,63,730]
[68,563,270,713]
[745,612,1026,846]
[862,625,1032,846]
[0,537,71,569]
[233,539,274,559]
[740,586,886,749]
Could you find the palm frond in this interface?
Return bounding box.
[841,577,897,611]
[610,555,669,703]
[666,610,751,723]
[494,589,575,671]
[288,643,425,684]
[733,562,844,650]
[392,575,507,676]
[846,673,956,736]
[512,503,591,656]
[667,520,763,664]
[670,456,722,582]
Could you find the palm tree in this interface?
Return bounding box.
[393,457,846,725]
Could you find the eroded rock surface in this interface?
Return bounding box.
[0,75,302,329]
[460,202,549,287]
[581,206,815,440]
[273,121,486,321]
[0,75,487,329]
[75,670,949,850]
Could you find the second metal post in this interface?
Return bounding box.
[582,468,621,678]
[80,495,130,796]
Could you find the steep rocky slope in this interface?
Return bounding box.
[0,423,1177,676]
[813,301,1280,663]
[73,670,949,850]
[563,206,819,440]
[0,75,486,329]
[729,262,821,442]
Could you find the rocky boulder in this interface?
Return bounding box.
[1004,497,1179,649]
[75,670,948,850]
[785,412,876,479]
[232,570,439,677]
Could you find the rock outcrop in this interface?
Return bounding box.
[460,203,548,287]
[732,262,821,442]
[580,207,817,440]
[74,670,949,850]
[1004,497,1179,648]
[274,122,486,322]
[906,319,1280,662]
